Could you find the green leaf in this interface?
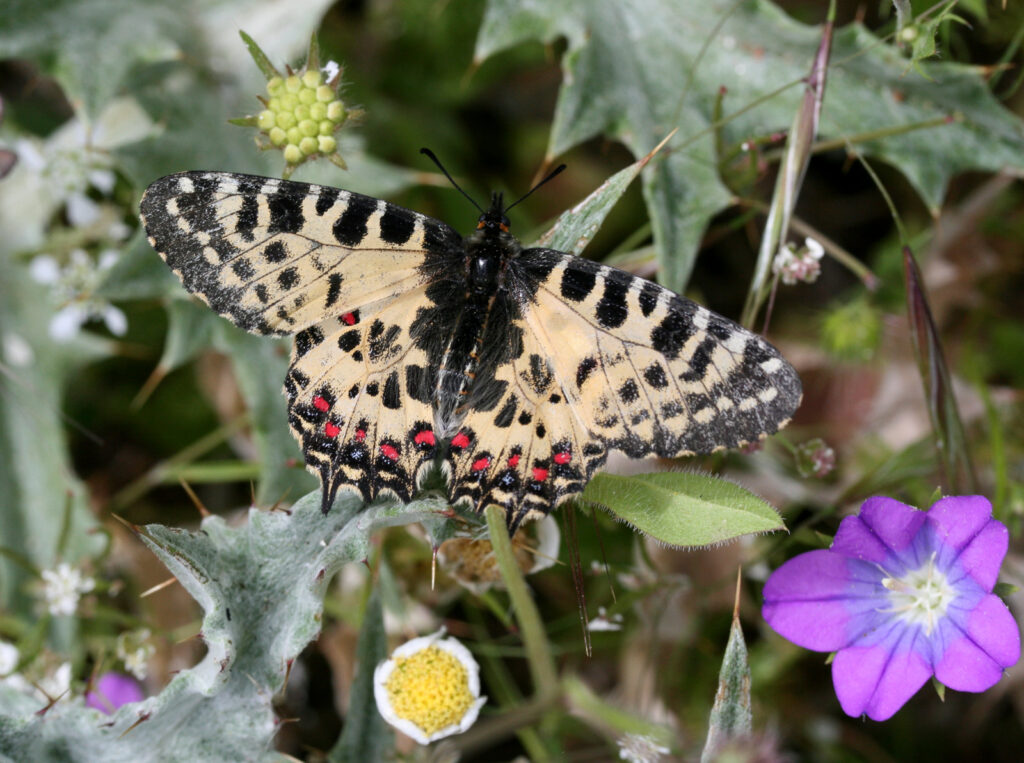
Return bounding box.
[533,134,672,255]
[477,0,1024,289]
[582,471,784,547]
[701,611,752,762]
[0,491,445,759]
[328,586,393,762]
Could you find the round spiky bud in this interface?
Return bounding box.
[234,31,362,178]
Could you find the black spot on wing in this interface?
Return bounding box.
[618,379,640,404]
[236,195,258,242]
[337,330,360,352]
[254,284,269,303]
[333,194,376,246]
[295,326,324,357]
[494,396,517,428]
[651,296,697,359]
[325,272,343,308]
[231,259,255,281]
[277,267,299,290]
[315,186,340,216]
[680,336,716,383]
[576,356,598,388]
[595,269,631,328]
[638,280,660,317]
[643,363,668,389]
[560,259,599,302]
[263,240,287,263]
[267,187,304,234]
[383,371,401,410]
[379,205,415,245]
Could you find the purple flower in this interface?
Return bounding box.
[763,495,1019,721]
[85,672,144,714]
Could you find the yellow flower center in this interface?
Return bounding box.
[385,645,476,735]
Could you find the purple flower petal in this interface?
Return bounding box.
[85,672,144,714]
[935,594,1020,692]
[956,519,1008,591]
[927,496,993,552]
[830,514,890,563]
[858,497,926,553]
[833,642,931,721]
[763,551,886,651]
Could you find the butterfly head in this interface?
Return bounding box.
[475,192,512,235]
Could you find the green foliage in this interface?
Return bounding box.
[584,472,783,547]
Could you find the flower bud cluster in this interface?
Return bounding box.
[257,70,347,165]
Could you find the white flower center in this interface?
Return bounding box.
[880,552,957,636]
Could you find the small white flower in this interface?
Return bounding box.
[40,562,95,616]
[3,332,35,367]
[29,248,127,341]
[38,662,72,701]
[773,236,824,285]
[116,629,155,681]
[0,641,18,675]
[373,628,487,745]
[588,606,624,632]
[618,732,671,763]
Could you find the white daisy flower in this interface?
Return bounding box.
[373,628,487,745]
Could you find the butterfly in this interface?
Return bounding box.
[140,162,801,532]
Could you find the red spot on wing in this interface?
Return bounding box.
[355,429,366,441]
[324,422,340,438]
[471,456,490,472]
[380,444,399,460]
[312,396,330,412]
[508,454,520,467]
[341,312,357,325]
[532,467,549,482]
[451,431,470,449]
[553,450,571,465]
[414,430,436,446]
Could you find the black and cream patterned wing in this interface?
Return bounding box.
[140,171,461,335]
[449,249,802,531]
[284,290,440,513]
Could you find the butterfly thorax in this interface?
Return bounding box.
[433,193,522,437]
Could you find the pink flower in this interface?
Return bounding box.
[84,672,144,714]
[762,496,1019,720]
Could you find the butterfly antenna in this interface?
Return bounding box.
[420,148,484,213]
[506,163,567,212]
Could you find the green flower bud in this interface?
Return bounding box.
[268,97,281,112]
[299,119,318,137]
[298,87,316,105]
[318,119,333,136]
[280,92,299,111]
[302,69,322,89]
[327,101,346,123]
[309,102,327,121]
[318,135,337,154]
[267,77,284,96]
[294,104,311,121]
[276,111,296,130]
[286,126,302,145]
[257,110,276,130]
[269,126,288,146]
[285,75,302,93]
[299,136,318,155]
[283,143,302,164]
[316,85,334,103]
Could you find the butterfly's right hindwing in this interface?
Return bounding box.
[140,171,462,335]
